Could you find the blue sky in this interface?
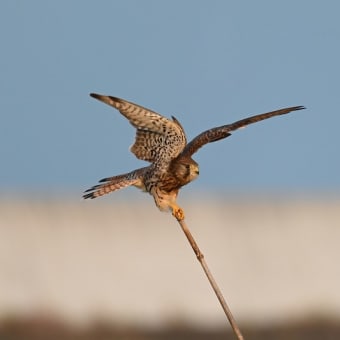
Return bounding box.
[1,1,339,196]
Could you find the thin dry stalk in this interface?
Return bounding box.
[175,215,244,340]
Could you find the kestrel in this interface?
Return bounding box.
[83,93,305,220]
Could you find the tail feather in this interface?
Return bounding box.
[83,168,146,199]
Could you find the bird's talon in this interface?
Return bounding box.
[172,207,185,221]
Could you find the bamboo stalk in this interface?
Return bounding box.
[174,213,244,340]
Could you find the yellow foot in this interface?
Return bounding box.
[172,206,185,221]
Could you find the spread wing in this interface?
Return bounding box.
[90,93,187,164]
[180,106,305,158]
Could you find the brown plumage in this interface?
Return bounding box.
[83,93,305,220]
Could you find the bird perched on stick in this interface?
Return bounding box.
[83,93,304,220]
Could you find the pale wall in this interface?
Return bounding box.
[0,196,339,328]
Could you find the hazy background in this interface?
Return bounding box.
[0,1,339,339]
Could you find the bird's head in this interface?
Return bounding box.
[174,158,200,185]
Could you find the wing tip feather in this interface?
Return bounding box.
[292,105,306,111]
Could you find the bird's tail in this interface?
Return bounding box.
[83,167,147,199]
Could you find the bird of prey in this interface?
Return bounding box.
[83,93,304,220]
